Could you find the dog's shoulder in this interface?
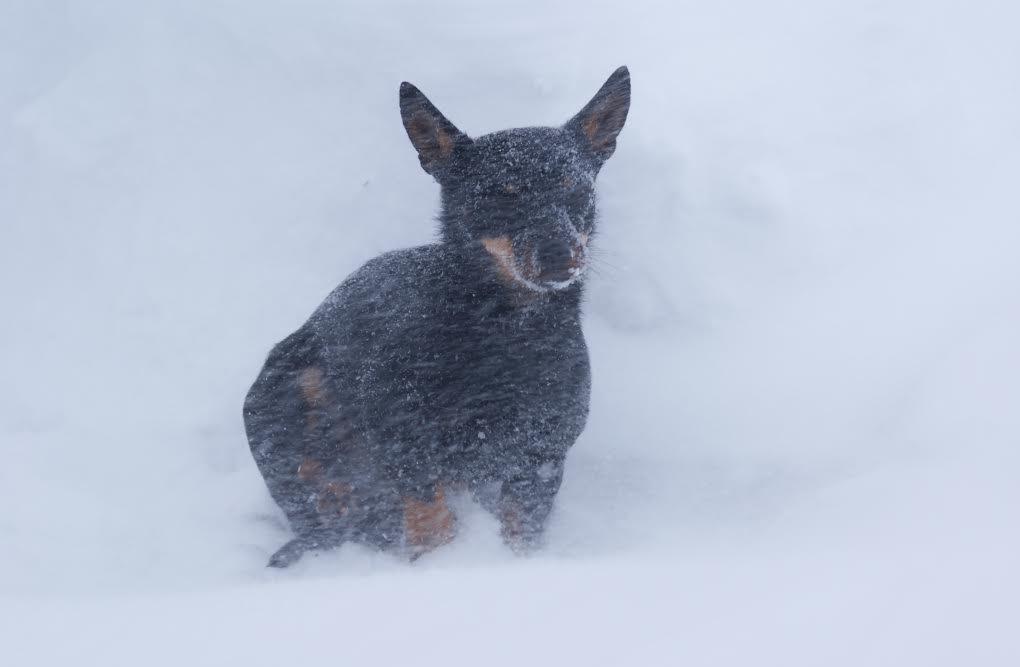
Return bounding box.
[306,243,456,341]
[315,243,437,305]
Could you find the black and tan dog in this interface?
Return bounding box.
[244,67,630,567]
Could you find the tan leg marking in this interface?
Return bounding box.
[297,458,323,482]
[316,480,352,516]
[499,506,527,552]
[297,367,326,406]
[403,487,456,556]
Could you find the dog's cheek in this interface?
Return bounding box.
[481,236,518,284]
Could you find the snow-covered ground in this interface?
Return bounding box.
[2,0,1019,664]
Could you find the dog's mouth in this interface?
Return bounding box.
[481,235,588,293]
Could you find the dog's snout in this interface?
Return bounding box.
[538,239,572,272]
[536,237,585,284]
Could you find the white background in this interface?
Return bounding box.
[2,0,1018,664]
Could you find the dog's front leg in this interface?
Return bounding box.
[498,453,566,553]
[402,484,457,560]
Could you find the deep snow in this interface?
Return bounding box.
[2,0,1019,664]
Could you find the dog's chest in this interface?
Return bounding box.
[359,291,589,445]
[430,305,590,459]
[437,300,585,401]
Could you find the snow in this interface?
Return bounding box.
[2,0,1019,664]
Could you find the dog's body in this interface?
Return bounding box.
[244,68,630,567]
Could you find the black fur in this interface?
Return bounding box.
[244,67,630,566]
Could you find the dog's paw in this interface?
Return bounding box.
[267,538,308,568]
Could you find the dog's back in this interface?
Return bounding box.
[245,67,629,566]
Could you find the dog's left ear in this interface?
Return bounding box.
[564,66,630,165]
[400,82,471,179]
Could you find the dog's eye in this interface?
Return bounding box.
[478,183,520,200]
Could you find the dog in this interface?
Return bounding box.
[244,66,630,567]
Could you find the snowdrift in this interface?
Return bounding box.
[2,1,1018,664]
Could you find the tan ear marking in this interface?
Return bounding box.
[408,112,454,160]
[435,127,453,158]
[407,112,431,144]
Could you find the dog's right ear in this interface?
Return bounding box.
[400,82,471,178]
[564,66,631,166]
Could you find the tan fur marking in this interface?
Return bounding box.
[297,367,326,407]
[316,480,352,516]
[499,506,525,551]
[297,458,323,482]
[567,233,590,271]
[407,113,432,145]
[481,236,517,284]
[403,487,456,555]
[583,114,600,143]
[408,113,454,160]
[435,127,453,158]
[504,183,518,194]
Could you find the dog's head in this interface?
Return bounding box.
[400,67,630,292]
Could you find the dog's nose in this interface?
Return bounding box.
[537,238,575,282]
[538,238,572,269]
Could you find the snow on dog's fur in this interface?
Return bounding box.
[244,67,630,567]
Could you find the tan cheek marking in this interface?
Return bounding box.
[481,236,517,284]
[564,234,589,271]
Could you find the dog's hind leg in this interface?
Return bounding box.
[267,521,347,568]
[267,537,311,568]
[244,327,349,566]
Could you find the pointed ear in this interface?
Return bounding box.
[399,82,471,178]
[564,66,631,164]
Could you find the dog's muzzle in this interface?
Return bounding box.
[482,233,589,292]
